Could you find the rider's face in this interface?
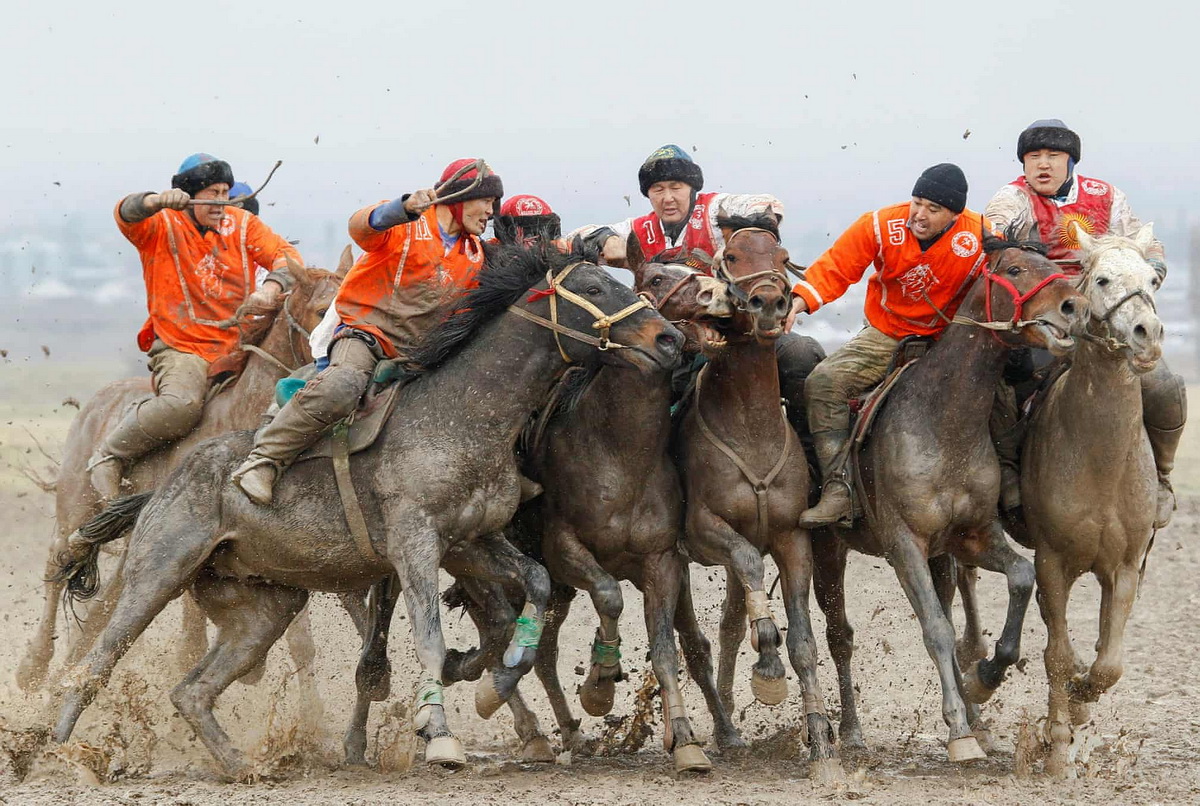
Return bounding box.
[191,183,229,229]
[648,181,693,225]
[1023,149,1071,196]
[907,197,957,240]
[460,197,495,236]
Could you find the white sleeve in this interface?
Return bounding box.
[308,303,343,363]
[564,217,635,244]
[1109,186,1166,266]
[984,184,1033,237]
[715,193,785,222]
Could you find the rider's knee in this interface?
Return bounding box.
[140,390,205,440]
[1141,363,1187,430]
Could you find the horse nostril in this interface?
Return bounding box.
[775,297,789,316]
[697,290,713,305]
[748,294,765,312]
[1134,324,1147,341]
[656,332,679,353]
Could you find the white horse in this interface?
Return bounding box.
[1021,224,1165,776]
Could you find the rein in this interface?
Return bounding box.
[233,291,312,376]
[951,252,1070,335]
[507,262,652,363]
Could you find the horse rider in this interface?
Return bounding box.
[791,164,992,527]
[986,118,1185,527]
[228,181,261,216]
[492,194,562,248]
[89,153,302,501]
[231,158,504,504]
[567,143,826,435]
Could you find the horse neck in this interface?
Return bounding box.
[576,364,672,453]
[699,338,786,450]
[207,311,303,423]
[1051,336,1143,444]
[402,314,569,445]
[903,320,1009,438]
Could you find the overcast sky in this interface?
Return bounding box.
[3,0,1197,268]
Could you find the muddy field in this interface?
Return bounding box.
[1,363,1198,804]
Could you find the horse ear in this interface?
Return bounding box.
[1072,221,1096,255]
[626,232,647,278]
[286,253,314,292]
[336,244,355,278]
[1133,223,1155,255]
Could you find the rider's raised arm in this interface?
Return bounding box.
[348,200,415,253]
[1110,187,1167,276]
[791,211,879,314]
[713,193,785,224]
[983,183,1032,237]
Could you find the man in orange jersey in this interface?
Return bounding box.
[232,159,503,505]
[986,119,1183,526]
[89,153,301,501]
[790,164,989,526]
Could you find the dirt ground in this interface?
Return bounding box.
[1,363,1198,805]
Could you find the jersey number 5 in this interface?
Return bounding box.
[887,219,905,246]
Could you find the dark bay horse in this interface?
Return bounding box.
[47,248,683,780]
[17,251,348,692]
[674,220,843,781]
[1022,226,1164,776]
[814,237,1087,763]
[489,237,742,774]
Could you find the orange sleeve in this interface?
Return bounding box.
[349,202,406,253]
[245,213,303,272]
[113,196,160,249]
[792,211,880,312]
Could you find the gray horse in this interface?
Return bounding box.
[1022,225,1166,776]
[48,247,683,780]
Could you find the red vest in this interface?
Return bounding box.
[631,192,720,263]
[1012,175,1114,262]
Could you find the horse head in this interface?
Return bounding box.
[282,252,346,363]
[626,233,733,354]
[970,234,1088,355]
[713,215,792,343]
[1073,224,1164,373]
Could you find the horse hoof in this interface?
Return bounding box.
[425,736,466,769]
[809,758,845,784]
[673,743,712,774]
[947,736,987,763]
[474,672,504,720]
[1069,700,1090,726]
[518,735,555,764]
[961,663,996,705]
[579,666,617,717]
[750,670,788,706]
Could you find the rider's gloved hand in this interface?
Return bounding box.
[244,279,286,313]
[404,188,438,215]
[148,188,191,212]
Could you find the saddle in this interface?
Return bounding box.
[295,370,407,464]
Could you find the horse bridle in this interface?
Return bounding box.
[1077,266,1159,354]
[712,227,791,310]
[507,262,652,363]
[952,248,1071,335]
[232,290,314,375]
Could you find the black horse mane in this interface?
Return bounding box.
[401,244,578,372]
[716,213,781,239]
[983,223,1049,256]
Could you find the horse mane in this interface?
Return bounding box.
[983,223,1049,257]
[716,213,780,239]
[401,244,577,372]
[1077,231,1151,268]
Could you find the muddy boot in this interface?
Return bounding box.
[88,408,167,501]
[799,429,853,528]
[1147,424,1182,529]
[232,401,331,506]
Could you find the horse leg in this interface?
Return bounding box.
[773,534,843,782]
[886,530,983,763]
[543,529,625,718]
[956,565,988,668]
[16,528,72,691]
[532,586,593,754]
[444,535,550,718]
[337,589,372,640]
[641,550,711,773]
[812,534,863,749]
[1035,546,1079,778]
[957,523,1036,704]
[929,555,987,747]
[178,593,210,679]
[505,687,555,763]
[345,576,399,766]
[392,529,463,768]
[173,574,307,781]
[716,570,746,714]
[1070,563,1140,705]
[673,562,746,751]
[443,577,512,685]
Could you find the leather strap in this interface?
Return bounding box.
[331,422,381,562]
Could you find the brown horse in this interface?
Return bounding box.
[486,238,742,774]
[813,236,1087,763]
[1021,226,1164,776]
[17,250,348,692]
[673,219,843,781]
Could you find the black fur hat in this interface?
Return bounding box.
[637,144,704,197]
[1017,119,1081,163]
[171,153,235,197]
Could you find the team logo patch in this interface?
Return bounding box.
[689,206,705,230]
[514,197,547,216]
[950,231,979,258]
[195,253,224,297]
[1080,179,1109,196]
[1057,213,1094,248]
[217,215,236,236]
[897,264,939,301]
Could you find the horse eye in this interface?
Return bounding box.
[586,286,603,296]
[317,308,328,318]
[1096,277,1110,287]
[726,254,737,263]
[1006,265,1020,277]
[1151,278,1161,290]
[651,277,662,286]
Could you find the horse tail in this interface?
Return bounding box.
[51,491,154,603]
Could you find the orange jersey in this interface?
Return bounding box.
[335,204,486,357]
[115,201,302,363]
[793,204,992,339]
